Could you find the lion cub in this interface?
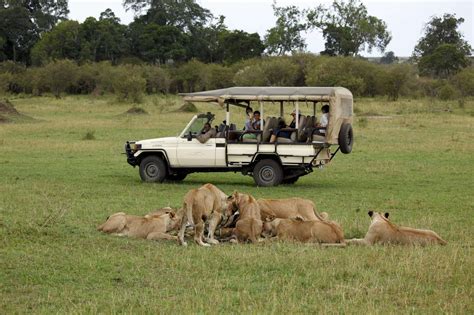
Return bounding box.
[98,208,181,240]
[347,211,447,246]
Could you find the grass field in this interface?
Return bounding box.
[0,95,473,313]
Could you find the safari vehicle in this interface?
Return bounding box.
[125,87,354,186]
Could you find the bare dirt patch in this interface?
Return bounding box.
[123,106,149,115]
[0,100,35,123]
[175,102,198,113]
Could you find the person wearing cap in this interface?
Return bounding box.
[289,109,302,128]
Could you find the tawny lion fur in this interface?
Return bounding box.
[347,211,447,246]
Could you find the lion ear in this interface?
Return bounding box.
[168,211,176,218]
[384,212,389,219]
[368,211,374,217]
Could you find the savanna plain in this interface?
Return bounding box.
[0,95,473,314]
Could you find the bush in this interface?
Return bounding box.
[233,65,266,86]
[174,59,207,93]
[202,64,234,90]
[381,64,412,101]
[306,57,366,96]
[233,57,299,86]
[111,66,146,102]
[451,67,474,96]
[40,60,80,98]
[142,66,171,94]
[437,83,459,100]
[0,73,13,94]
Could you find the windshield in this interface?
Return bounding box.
[184,117,208,136]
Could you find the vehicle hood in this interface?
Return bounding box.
[136,137,177,149]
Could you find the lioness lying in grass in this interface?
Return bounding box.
[347,211,447,246]
[262,216,345,246]
[98,208,181,240]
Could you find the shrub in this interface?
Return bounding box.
[0,73,13,94]
[306,57,366,96]
[437,82,459,100]
[233,57,299,86]
[40,60,80,98]
[233,65,266,86]
[381,64,412,101]
[142,66,171,94]
[451,67,474,96]
[111,66,146,103]
[174,59,207,93]
[202,64,234,90]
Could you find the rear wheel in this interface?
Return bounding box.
[253,159,283,187]
[338,123,353,154]
[139,156,167,183]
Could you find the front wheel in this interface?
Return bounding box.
[253,159,283,187]
[139,156,167,183]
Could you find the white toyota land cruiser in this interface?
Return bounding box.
[125,87,353,186]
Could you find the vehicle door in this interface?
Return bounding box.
[177,116,217,167]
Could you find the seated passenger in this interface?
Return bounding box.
[289,109,302,128]
[244,106,253,131]
[270,119,291,143]
[315,105,329,136]
[242,111,262,140]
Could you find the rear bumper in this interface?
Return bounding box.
[125,142,138,167]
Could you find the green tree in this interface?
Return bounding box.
[128,22,187,64]
[264,2,308,55]
[123,0,211,32]
[80,9,129,63]
[0,0,69,63]
[31,20,82,65]
[308,0,391,56]
[413,14,472,77]
[218,30,264,64]
[380,51,398,64]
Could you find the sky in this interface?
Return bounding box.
[68,0,474,57]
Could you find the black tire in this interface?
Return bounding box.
[338,123,353,154]
[253,159,283,187]
[166,172,187,182]
[282,176,299,184]
[139,155,167,183]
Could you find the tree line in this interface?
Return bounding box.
[0,0,472,99]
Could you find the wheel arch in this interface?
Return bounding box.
[136,150,171,170]
[251,153,282,166]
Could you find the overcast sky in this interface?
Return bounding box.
[68,0,473,57]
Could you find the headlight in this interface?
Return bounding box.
[131,143,142,152]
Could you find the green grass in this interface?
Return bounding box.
[0,95,473,313]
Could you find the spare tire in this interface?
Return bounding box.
[338,123,353,154]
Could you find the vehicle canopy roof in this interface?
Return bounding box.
[181,86,352,105]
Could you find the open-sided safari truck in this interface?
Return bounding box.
[125,87,354,186]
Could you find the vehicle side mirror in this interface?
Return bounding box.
[187,131,193,141]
